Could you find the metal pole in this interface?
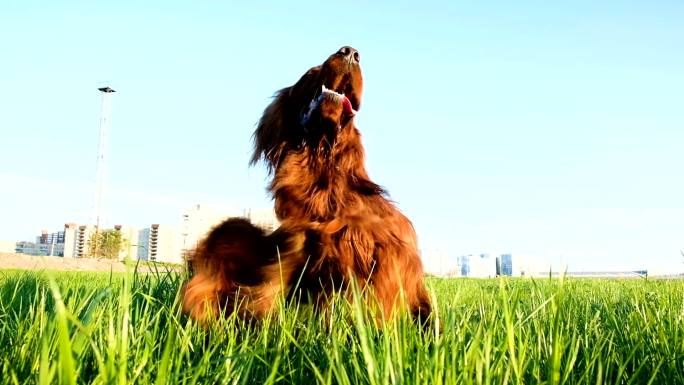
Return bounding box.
[94,86,115,257]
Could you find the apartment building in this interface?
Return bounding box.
[21,205,278,263]
[138,224,182,263]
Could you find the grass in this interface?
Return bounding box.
[0,269,683,385]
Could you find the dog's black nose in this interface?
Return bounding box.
[337,46,360,63]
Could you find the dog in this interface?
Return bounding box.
[182,46,431,324]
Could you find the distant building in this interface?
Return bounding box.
[459,255,470,277]
[37,229,65,246]
[243,208,279,233]
[457,253,497,278]
[63,223,78,258]
[138,224,182,263]
[15,241,49,256]
[72,225,96,258]
[64,223,130,259]
[62,222,175,262]
[472,253,497,278]
[24,205,278,263]
[113,225,139,261]
[0,240,15,253]
[420,248,450,276]
[500,253,513,276]
[180,204,279,259]
[15,228,67,257]
[181,204,241,259]
[544,270,648,278]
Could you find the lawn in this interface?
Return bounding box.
[0,269,682,384]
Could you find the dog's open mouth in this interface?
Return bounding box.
[321,85,357,116]
[301,85,357,128]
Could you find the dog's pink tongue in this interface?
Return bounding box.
[342,96,356,116]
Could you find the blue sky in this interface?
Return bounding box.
[1,1,683,273]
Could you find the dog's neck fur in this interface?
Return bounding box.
[270,123,384,224]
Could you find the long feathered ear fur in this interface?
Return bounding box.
[250,66,321,173]
[250,87,290,173]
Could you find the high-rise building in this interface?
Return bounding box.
[63,223,77,258]
[138,224,181,263]
[73,225,96,258]
[500,253,513,276]
[459,255,470,277]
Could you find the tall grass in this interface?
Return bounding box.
[0,269,682,384]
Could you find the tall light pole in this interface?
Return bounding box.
[93,86,116,257]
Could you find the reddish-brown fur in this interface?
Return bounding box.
[182,47,431,324]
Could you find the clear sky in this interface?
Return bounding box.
[1,1,682,274]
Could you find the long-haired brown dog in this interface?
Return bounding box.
[182,46,431,324]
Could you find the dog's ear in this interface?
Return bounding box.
[250,87,290,172]
[250,66,321,173]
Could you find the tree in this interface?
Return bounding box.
[87,229,124,260]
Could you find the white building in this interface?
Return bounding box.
[0,240,15,253]
[113,225,139,261]
[180,204,279,259]
[180,204,240,257]
[459,253,498,278]
[138,224,182,264]
[421,248,463,277]
[63,223,78,258]
[243,208,279,233]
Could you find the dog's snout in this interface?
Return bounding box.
[338,46,360,63]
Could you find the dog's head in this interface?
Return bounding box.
[251,46,363,171]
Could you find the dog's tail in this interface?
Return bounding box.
[182,218,305,322]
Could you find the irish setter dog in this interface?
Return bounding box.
[182,46,431,324]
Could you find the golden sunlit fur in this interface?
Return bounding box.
[183,46,431,324]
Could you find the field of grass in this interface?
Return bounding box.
[0,269,682,385]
